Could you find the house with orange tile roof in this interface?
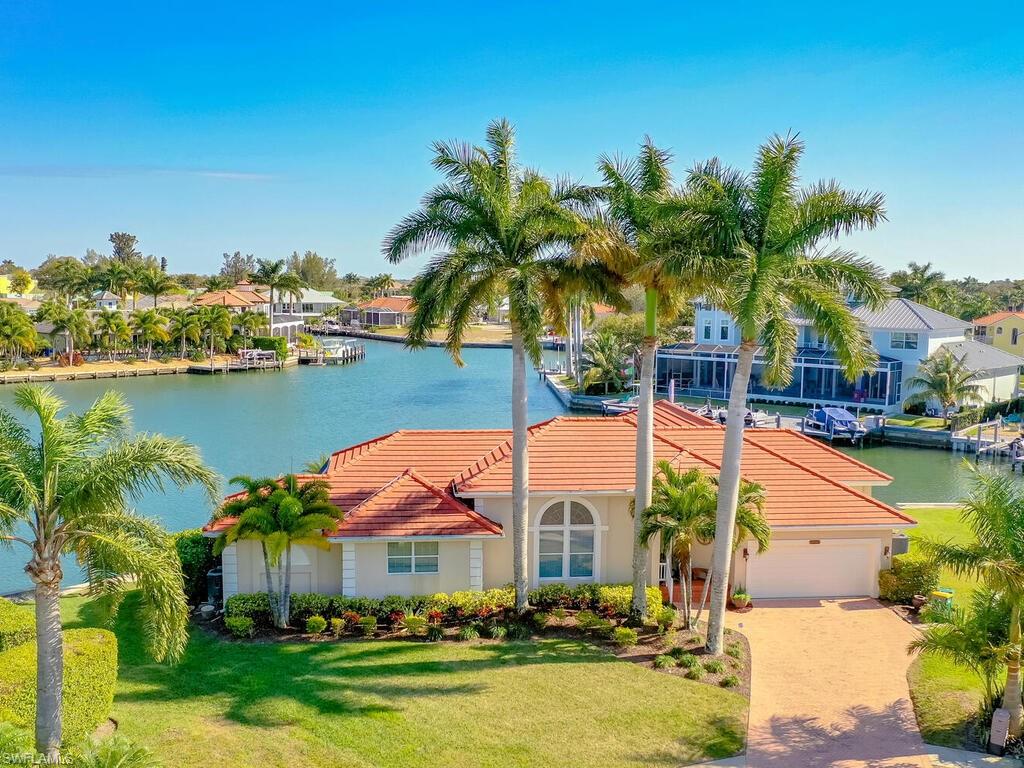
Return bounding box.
[973,311,1024,356]
[204,400,913,603]
[340,295,415,327]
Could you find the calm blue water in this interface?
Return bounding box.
[0,340,565,593]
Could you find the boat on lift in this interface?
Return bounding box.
[802,406,869,443]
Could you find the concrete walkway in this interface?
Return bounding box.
[704,598,1021,768]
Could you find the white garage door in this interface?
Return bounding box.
[745,538,881,599]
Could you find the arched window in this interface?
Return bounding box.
[537,500,596,580]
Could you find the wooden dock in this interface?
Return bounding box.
[0,364,191,384]
[298,343,366,366]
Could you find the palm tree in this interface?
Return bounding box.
[131,308,169,361]
[198,305,232,369]
[384,118,620,611]
[681,134,888,654]
[584,139,721,619]
[376,273,396,297]
[168,309,201,360]
[94,308,130,361]
[276,271,306,317]
[903,350,984,422]
[0,386,218,758]
[235,309,267,342]
[582,327,632,394]
[915,470,1024,737]
[251,259,286,336]
[36,303,92,363]
[137,268,181,310]
[641,461,769,630]
[204,275,233,292]
[0,303,39,362]
[891,261,946,305]
[213,474,342,628]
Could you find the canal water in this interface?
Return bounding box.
[0,340,1018,593]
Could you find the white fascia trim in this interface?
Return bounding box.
[770,523,914,532]
[844,479,892,487]
[326,533,504,543]
[462,489,633,498]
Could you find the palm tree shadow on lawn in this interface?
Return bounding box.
[68,594,617,728]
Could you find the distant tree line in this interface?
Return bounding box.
[888,261,1024,319]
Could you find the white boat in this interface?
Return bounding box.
[802,406,869,443]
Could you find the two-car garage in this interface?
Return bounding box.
[743,537,883,599]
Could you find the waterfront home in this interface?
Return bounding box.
[657,297,1023,413]
[341,295,416,327]
[271,287,345,320]
[973,311,1024,355]
[204,401,912,603]
[193,287,305,340]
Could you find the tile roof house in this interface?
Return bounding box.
[205,401,913,602]
[973,311,1024,357]
[340,296,416,327]
[659,297,1021,413]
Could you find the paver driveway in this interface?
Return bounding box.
[730,598,931,768]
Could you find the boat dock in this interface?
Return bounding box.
[298,342,366,366]
[0,364,191,384]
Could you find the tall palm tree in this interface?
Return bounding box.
[213,474,342,628]
[275,271,306,317]
[903,350,984,422]
[584,139,720,619]
[641,461,769,630]
[0,386,218,758]
[36,303,92,363]
[681,134,888,654]
[204,274,233,292]
[235,309,268,341]
[891,261,946,305]
[137,268,181,310]
[94,308,130,361]
[384,118,620,611]
[168,309,201,360]
[915,470,1024,737]
[251,259,286,336]
[198,306,232,370]
[131,308,169,361]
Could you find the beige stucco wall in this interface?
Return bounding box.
[351,540,472,598]
[476,493,658,589]
[232,540,342,595]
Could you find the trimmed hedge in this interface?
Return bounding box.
[0,628,118,745]
[173,529,217,606]
[528,583,664,617]
[249,336,288,359]
[0,598,35,652]
[879,554,940,604]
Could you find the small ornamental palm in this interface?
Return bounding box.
[680,134,888,654]
[214,474,342,628]
[0,303,39,362]
[582,327,632,395]
[131,309,169,361]
[903,350,984,422]
[914,470,1024,737]
[94,308,131,361]
[0,386,218,758]
[168,309,201,359]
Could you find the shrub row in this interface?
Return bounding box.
[248,335,288,359]
[949,396,1024,433]
[173,529,217,606]
[226,583,666,630]
[878,554,940,604]
[0,628,118,745]
[527,583,664,617]
[0,598,35,653]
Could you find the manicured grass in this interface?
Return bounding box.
[906,506,977,606]
[884,414,947,429]
[907,653,987,749]
[61,596,746,768]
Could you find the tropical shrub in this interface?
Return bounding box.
[653,654,676,669]
[341,611,362,628]
[528,583,572,608]
[552,607,567,623]
[575,610,599,629]
[595,585,664,617]
[612,627,638,648]
[0,629,117,744]
[703,659,726,674]
[506,622,531,641]
[720,675,740,688]
[330,617,344,638]
[656,606,676,632]
[726,644,743,659]
[249,336,288,359]
[878,555,940,604]
[289,593,332,625]
[77,734,161,768]
[0,722,32,757]
[357,616,377,636]
[306,615,327,634]
[486,623,508,640]
[401,614,428,636]
[0,598,35,652]
[675,652,699,669]
[172,529,216,606]
[225,616,254,639]
[532,611,551,629]
[225,593,273,629]
[685,665,706,681]
[457,623,481,641]
[426,624,445,642]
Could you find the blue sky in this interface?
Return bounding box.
[0,2,1021,280]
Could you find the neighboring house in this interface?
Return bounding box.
[341,296,416,327]
[271,288,345,320]
[193,288,303,339]
[973,311,1024,355]
[204,401,912,602]
[657,297,1021,413]
[92,290,120,310]
[3,297,41,313]
[0,273,36,296]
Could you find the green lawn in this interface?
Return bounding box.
[60,595,747,768]
[905,506,988,750]
[906,506,977,606]
[884,414,948,430]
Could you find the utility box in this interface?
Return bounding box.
[990,707,1010,755]
[890,533,910,557]
[206,566,223,607]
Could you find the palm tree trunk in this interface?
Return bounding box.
[631,289,658,620]
[1006,604,1023,737]
[282,546,293,629]
[565,306,574,379]
[706,340,756,655]
[268,288,275,338]
[510,327,530,613]
[180,334,186,360]
[30,558,64,760]
[694,566,712,629]
[260,542,279,626]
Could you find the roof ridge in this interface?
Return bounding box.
[327,431,398,471]
[453,417,561,491]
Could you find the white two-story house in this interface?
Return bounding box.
[657,297,1023,413]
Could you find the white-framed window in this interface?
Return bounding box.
[890,332,919,350]
[719,320,729,341]
[537,500,596,580]
[702,321,712,341]
[302,303,315,313]
[387,541,439,574]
